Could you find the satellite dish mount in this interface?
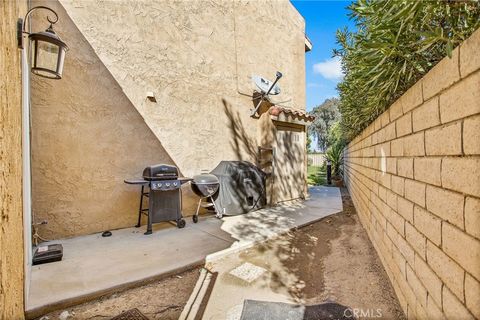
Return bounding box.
[250,71,283,117]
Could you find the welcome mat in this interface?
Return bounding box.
[240,300,352,320]
[111,308,149,320]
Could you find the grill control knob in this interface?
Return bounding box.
[166,183,170,187]
[173,182,178,186]
[158,183,163,187]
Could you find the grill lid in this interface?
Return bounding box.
[143,164,178,181]
[192,173,219,185]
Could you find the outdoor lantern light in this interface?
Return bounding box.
[17,6,68,79]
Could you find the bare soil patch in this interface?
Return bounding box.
[36,268,200,320]
[238,188,406,319]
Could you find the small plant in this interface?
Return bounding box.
[325,142,345,178]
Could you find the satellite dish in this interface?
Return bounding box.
[250,71,283,117]
[253,75,281,95]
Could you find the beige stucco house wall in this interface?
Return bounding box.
[31,0,310,239]
[0,1,27,319]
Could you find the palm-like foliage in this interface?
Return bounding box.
[336,0,480,139]
[325,142,345,178]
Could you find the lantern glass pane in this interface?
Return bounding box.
[57,47,66,76]
[32,39,60,77]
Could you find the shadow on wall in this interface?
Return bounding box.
[221,97,305,206]
[222,98,259,163]
[217,99,265,211]
[30,0,181,240]
[273,125,306,203]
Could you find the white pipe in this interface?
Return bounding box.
[21,37,32,310]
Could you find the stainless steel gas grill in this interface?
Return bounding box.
[125,164,192,235]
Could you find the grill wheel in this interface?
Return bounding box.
[177,219,186,228]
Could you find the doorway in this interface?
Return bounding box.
[273,123,306,203]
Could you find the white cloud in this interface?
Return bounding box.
[307,82,323,88]
[313,57,343,81]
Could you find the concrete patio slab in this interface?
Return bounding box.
[26,186,342,317]
[196,187,405,320]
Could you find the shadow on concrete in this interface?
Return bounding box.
[27,186,342,318]
[218,97,318,302]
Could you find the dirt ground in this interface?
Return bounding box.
[303,188,406,319]
[36,268,200,320]
[38,188,405,320]
[234,188,406,319]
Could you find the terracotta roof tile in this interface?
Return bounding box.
[269,105,315,122]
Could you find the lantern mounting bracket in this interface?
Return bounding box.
[17,5,68,79]
[17,6,59,49]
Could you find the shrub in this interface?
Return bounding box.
[325,142,345,178]
[335,0,480,139]
[327,121,346,149]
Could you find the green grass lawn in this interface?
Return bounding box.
[307,165,327,186]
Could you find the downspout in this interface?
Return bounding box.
[22,0,33,307]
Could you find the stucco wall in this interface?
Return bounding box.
[31,0,307,239]
[0,1,27,319]
[344,29,480,319]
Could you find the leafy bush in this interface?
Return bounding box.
[327,121,346,149]
[335,0,480,139]
[325,142,344,178]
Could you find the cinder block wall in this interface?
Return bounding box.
[344,29,480,320]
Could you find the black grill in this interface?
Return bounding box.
[125,164,191,235]
[142,164,178,181]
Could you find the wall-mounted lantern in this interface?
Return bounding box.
[17,6,68,79]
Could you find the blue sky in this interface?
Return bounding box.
[291,1,355,111]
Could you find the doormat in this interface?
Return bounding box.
[240,300,353,320]
[111,308,149,320]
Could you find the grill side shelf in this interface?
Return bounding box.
[124,179,149,185]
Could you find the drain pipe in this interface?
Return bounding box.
[20,14,33,308]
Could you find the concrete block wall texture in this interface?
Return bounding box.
[30,0,308,239]
[0,1,27,319]
[344,28,480,320]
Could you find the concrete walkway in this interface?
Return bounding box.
[27,186,342,317]
[191,188,405,320]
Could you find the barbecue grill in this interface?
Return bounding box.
[125,164,192,235]
[210,161,266,215]
[191,173,221,223]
